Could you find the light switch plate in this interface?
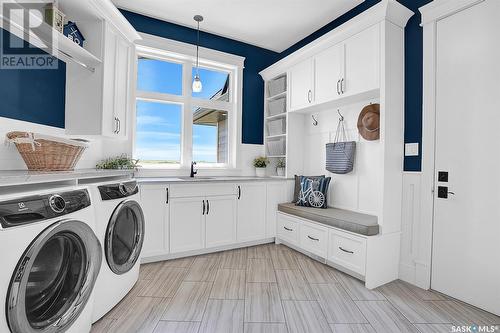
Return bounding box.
[405,143,419,157]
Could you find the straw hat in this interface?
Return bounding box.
[357,104,380,141]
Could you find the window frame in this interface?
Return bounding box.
[132,33,245,170]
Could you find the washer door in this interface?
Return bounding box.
[105,200,144,275]
[7,220,102,333]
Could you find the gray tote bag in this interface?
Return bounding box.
[326,116,356,174]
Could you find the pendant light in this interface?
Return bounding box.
[192,15,203,93]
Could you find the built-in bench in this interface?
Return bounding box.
[275,203,399,289]
[277,203,379,236]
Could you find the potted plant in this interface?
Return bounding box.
[253,156,268,177]
[276,158,286,177]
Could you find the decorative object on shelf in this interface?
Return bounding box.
[276,158,286,177]
[253,156,268,177]
[296,175,331,209]
[63,21,85,47]
[192,15,204,93]
[357,103,380,141]
[96,154,139,170]
[44,2,65,33]
[6,131,89,171]
[268,98,286,116]
[326,110,356,174]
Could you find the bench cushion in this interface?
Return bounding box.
[278,203,379,236]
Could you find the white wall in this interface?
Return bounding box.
[301,98,382,217]
[0,117,130,171]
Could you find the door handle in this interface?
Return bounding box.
[438,186,455,199]
[237,185,241,200]
[206,200,210,215]
[307,235,319,241]
[339,246,354,254]
[166,188,169,204]
[202,200,206,215]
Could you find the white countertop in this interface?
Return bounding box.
[0,169,134,187]
[136,176,290,184]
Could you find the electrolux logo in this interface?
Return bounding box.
[451,325,499,333]
[1,0,58,69]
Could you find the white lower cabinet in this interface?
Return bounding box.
[169,197,205,253]
[140,185,169,257]
[236,183,267,242]
[328,230,367,276]
[300,221,328,258]
[205,195,237,248]
[277,213,300,246]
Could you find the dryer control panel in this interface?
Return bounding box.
[0,189,91,229]
[98,180,138,200]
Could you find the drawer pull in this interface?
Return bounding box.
[339,246,354,254]
[307,235,319,241]
[283,226,293,232]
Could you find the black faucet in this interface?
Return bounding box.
[190,161,197,178]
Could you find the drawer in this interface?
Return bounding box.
[277,213,300,245]
[170,183,236,198]
[328,230,367,276]
[300,221,328,258]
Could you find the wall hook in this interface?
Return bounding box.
[311,115,318,126]
[337,109,344,121]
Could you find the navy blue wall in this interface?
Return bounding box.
[0,28,66,128]
[120,10,280,145]
[279,0,432,171]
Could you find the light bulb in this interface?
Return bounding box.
[192,74,202,93]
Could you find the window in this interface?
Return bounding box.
[134,39,243,169]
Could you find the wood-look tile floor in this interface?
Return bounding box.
[92,243,500,333]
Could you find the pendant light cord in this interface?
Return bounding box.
[196,20,200,75]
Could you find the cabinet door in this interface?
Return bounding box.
[343,24,380,97]
[170,197,205,253]
[289,58,314,111]
[205,195,237,248]
[237,183,267,242]
[314,44,344,104]
[139,185,169,258]
[102,23,118,136]
[113,37,131,138]
[265,182,288,238]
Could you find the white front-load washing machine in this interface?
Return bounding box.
[89,179,145,322]
[0,186,101,333]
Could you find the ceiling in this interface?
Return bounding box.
[113,0,364,52]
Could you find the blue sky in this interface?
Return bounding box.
[136,58,228,163]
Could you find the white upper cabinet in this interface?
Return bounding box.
[343,24,380,97]
[314,43,344,104]
[237,183,267,242]
[289,58,314,111]
[205,195,237,248]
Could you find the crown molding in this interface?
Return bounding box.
[419,0,485,26]
[260,0,413,80]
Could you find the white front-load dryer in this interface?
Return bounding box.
[0,186,101,333]
[89,179,145,322]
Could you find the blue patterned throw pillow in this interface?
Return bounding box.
[296,176,331,208]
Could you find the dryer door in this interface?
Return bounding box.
[105,200,145,274]
[7,220,102,333]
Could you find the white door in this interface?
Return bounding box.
[431,0,500,316]
[343,24,379,97]
[314,44,344,104]
[237,183,267,242]
[139,185,169,257]
[113,37,131,138]
[169,197,205,253]
[205,195,237,248]
[289,58,314,111]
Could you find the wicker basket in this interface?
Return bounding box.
[6,131,89,171]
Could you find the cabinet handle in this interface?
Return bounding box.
[117,117,121,134]
[307,235,319,241]
[307,89,312,103]
[337,79,340,95]
[340,78,345,94]
[339,246,354,254]
[284,226,293,232]
[206,200,210,215]
[237,186,241,200]
[202,200,206,215]
[166,188,169,204]
[114,117,118,133]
